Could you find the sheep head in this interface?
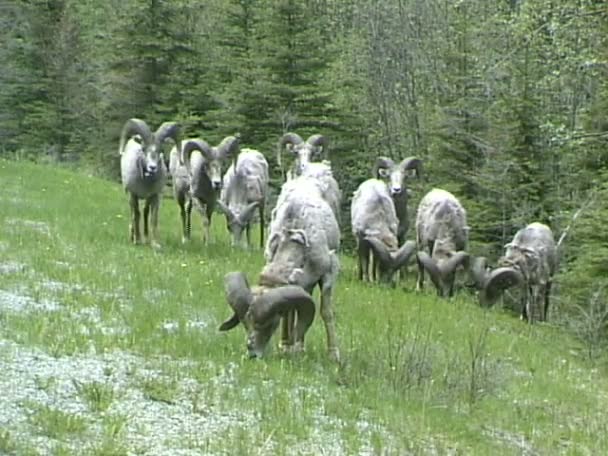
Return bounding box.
[219,272,315,358]
[417,247,470,297]
[119,118,181,178]
[374,156,422,196]
[216,200,260,247]
[365,237,417,284]
[181,136,240,190]
[278,132,328,177]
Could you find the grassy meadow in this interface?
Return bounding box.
[1,159,608,455]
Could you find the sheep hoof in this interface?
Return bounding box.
[328,347,341,363]
[181,236,189,244]
[279,343,293,354]
[151,241,162,250]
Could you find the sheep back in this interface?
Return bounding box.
[351,179,399,248]
[416,188,468,251]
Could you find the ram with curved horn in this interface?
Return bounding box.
[470,223,557,322]
[277,132,328,179]
[221,176,341,361]
[415,188,470,297]
[351,179,417,284]
[217,148,269,248]
[169,135,240,244]
[373,156,423,245]
[119,118,181,248]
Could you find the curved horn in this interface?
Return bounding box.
[399,156,423,178]
[154,122,181,152]
[216,200,236,224]
[219,272,253,331]
[251,285,315,342]
[372,156,396,179]
[181,138,213,164]
[306,134,328,159]
[439,251,470,276]
[392,240,417,270]
[217,135,240,161]
[118,118,153,155]
[469,256,490,290]
[417,251,443,292]
[279,132,304,150]
[364,236,393,267]
[480,267,524,307]
[237,202,260,225]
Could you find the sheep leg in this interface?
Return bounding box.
[259,205,265,249]
[177,194,188,243]
[203,203,214,245]
[280,310,295,351]
[143,198,151,244]
[416,241,434,291]
[416,256,425,291]
[245,223,251,248]
[129,194,141,244]
[542,281,552,322]
[148,194,161,249]
[319,281,340,362]
[372,252,379,282]
[357,240,370,281]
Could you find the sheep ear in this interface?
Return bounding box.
[288,229,308,247]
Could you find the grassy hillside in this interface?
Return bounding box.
[1,159,607,455]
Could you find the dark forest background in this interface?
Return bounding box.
[1,0,607,325]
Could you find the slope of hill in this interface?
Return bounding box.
[1,159,607,455]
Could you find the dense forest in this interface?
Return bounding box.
[1,1,607,325]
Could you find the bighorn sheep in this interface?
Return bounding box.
[169,136,240,244]
[277,132,328,180]
[119,118,181,248]
[351,179,416,284]
[415,188,470,297]
[217,148,269,248]
[373,156,423,244]
[220,176,340,361]
[277,132,342,223]
[470,222,557,322]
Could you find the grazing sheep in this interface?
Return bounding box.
[470,222,557,322]
[220,176,341,361]
[373,156,423,244]
[217,148,269,248]
[415,188,470,297]
[351,179,416,284]
[277,132,328,180]
[169,136,239,244]
[119,118,181,248]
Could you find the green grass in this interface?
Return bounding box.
[1,158,608,454]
